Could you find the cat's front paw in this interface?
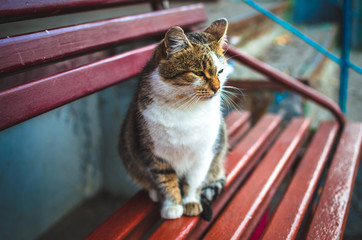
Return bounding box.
[201,179,225,202]
[183,202,203,216]
[161,204,183,219]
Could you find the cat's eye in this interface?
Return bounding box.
[194,71,205,77]
[218,69,224,75]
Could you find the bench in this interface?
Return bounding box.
[1,1,361,239]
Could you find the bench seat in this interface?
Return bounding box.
[85,109,362,239]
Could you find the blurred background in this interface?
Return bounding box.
[0,0,361,239]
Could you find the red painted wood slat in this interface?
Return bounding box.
[226,110,251,148]
[148,114,282,240]
[261,121,339,240]
[84,110,251,240]
[226,110,250,135]
[228,119,251,149]
[307,123,362,240]
[227,111,251,148]
[203,118,311,240]
[0,44,156,131]
[84,191,158,240]
[0,0,159,19]
[0,4,206,76]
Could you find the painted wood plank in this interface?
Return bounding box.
[261,121,339,240]
[84,110,252,239]
[0,4,206,75]
[226,110,251,148]
[228,119,251,149]
[0,0,159,20]
[84,191,158,240]
[203,118,311,240]
[148,114,282,240]
[0,44,156,131]
[307,123,362,240]
[226,110,250,136]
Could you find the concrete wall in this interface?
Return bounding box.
[98,80,141,198]
[0,93,104,240]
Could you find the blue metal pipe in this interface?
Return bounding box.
[242,0,362,114]
[242,0,342,65]
[339,0,352,113]
[242,0,362,75]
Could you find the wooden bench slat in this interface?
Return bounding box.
[0,0,160,20]
[307,123,362,240]
[203,118,311,240]
[148,114,282,240]
[226,110,250,135]
[84,191,158,240]
[0,4,206,76]
[85,110,252,240]
[226,110,251,148]
[261,121,339,240]
[0,44,156,131]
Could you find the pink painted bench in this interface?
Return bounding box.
[1,1,361,239]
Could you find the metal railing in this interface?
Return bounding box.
[242,0,362,113]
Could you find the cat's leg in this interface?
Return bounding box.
[182,181,203,216]
[201,162,226,202]
[149,157,183,219]
[202,123,228,202]
[182,152,215,216]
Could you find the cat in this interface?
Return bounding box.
[119,19,230,220]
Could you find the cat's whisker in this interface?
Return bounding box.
[222,89,244,99]
[220,89,241,111]
[221,95,239,111]
[221,90,244,102]
[181,96,196,110]
[174,95,191,108]
[189,95,202,109]
[223,85,244,94]
[225,54,238,61]
[223,44,231,55]
[222,88,243,100]
[176,96,192,110]
[178,94,198,110]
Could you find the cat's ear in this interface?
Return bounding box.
[164,26,191,56]
[204,18,228,44]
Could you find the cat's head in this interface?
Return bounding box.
[154,19,230,103]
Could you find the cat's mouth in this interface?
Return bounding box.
[199,93,219,100]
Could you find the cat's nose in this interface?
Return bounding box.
[211,85,220,94]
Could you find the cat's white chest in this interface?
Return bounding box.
[142,98,221,175]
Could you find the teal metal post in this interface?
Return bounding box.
[339,0,352,113]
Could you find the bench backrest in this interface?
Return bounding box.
[0,1,207,131]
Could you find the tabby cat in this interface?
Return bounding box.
[119,19,230,219]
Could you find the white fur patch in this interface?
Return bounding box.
[161,200,183,219]
[143,67,222,179]
[210,52,229,86]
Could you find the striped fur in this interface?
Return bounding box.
[119,19,229,219]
